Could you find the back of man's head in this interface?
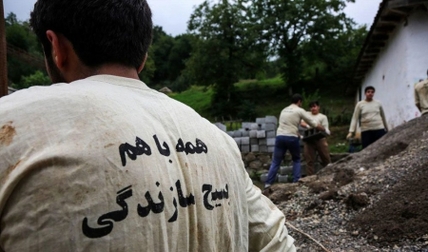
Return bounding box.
[291,94,303,104]
[30,0,153,70]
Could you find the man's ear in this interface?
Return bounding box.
[137,53,148,73]
[45,30,70,71]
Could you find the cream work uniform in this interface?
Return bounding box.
[415,79,428,115]
[0,75,295,252]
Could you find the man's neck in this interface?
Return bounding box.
[91,64,140,80]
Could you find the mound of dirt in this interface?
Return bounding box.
[264,115,428,251]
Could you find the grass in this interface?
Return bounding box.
[168,86,213,116]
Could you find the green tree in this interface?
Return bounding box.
[167,34,194,83]
[186,0,265,117]
[5,13,46,86]
[250,0,355,93]
[139,46,156,85]
[150,26,175,86]
[13,70,50,89]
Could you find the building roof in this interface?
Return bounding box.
[354,0,428,83]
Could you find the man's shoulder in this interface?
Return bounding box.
[415,79,428,89]
[318,113,328,119]
[356,100,366,107]
[1,84,68,108]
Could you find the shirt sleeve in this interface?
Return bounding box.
[245,175,296,252]
[349,103,361,133]
[379,103,389,131]
[415,85,420,107]
[300,110,318,128]
[321,115,330,135]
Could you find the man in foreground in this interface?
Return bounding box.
[347,86,389,149]
[265,94,325,189]
[300,101,331,176]
[0,0,295,251]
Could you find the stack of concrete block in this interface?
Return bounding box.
[214,116,278,153]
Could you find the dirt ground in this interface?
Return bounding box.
[268,114,428,249]
[328,114,428,247]
[336,115,428,246]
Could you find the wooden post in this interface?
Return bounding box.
[0,0,8,98]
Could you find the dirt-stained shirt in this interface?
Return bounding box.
[277,104,318,137]
[349,99,388,133]
[0,75,295,252]
[414,79,428,115]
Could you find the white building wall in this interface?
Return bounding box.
[358,9,428,129]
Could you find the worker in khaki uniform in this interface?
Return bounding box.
[300,101,331,176]
[0,0,296,251]
[265,94,325,189]
[414,69,428,116]
[347,86,389,149]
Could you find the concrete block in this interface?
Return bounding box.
[268,146,275,152]
[250,123,259,130]
[213,122,227,132]
[241,130,249,137]
[250,138,258,144]
[265,123,276,131]
[258,139,267,145]
[278,174,288,183]
[266,130,276,138]
[257,130,266,138]
[249,130,258,138]
[260,123,266,130]
[280,166,293,175]
[234,137,241,145]
[241,137,250,145]
[259,145,268,152]
[251,145,259,152]
[227,131,234,137]
[267,138,276,146]
[241,122,252,130]
[265,116,278,125]
[256,118,265,124]
[234,130,242,137]
[241,145,250,153]
[260,173,268,183]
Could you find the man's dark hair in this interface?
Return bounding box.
[291,94,303,104]
[309,101,319,108]
[30,0,153,70]
[364,86,375,93]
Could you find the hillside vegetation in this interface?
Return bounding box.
[169,77,355,152]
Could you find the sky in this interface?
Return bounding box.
[4,0,382,37]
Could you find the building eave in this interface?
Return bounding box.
[352,0,428,86]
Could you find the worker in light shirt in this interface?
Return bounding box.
[347,86,389,149]
[264,94,325,190]
[414,69,428,116]
[300,101,331,176]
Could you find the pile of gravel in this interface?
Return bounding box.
[263,115,428,251]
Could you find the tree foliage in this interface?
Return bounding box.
[15,70,51,89]
[249,0,357,93]
[5,13,47,88]
[186,0,266,117]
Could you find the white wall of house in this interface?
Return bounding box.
[358,9,428,129]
